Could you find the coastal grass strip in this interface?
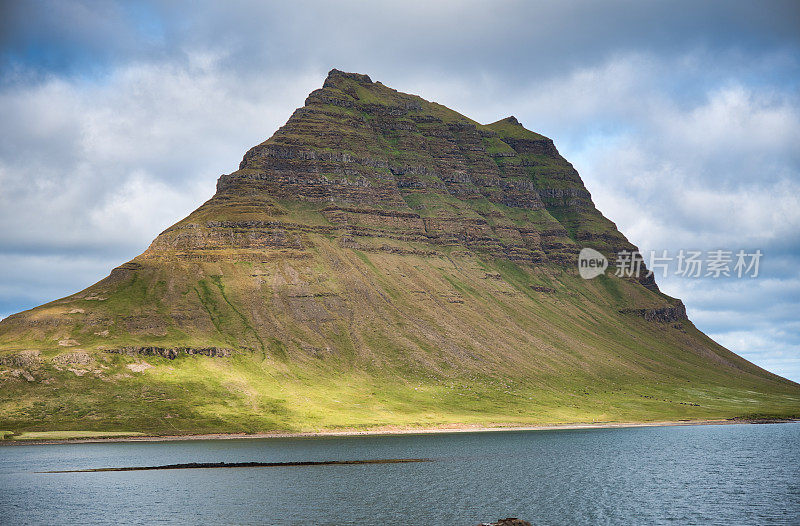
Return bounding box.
[40,458,433,473]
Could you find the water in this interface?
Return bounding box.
[1,423,798,525]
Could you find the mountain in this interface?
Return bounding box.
[1,69,797,437]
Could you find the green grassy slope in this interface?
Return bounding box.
[1,238,796,436]
[0,70,797,438]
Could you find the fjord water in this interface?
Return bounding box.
[1,423,798,525]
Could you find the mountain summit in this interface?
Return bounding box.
[1,70,797,435]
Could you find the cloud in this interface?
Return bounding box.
[0,252,120,319]
[0,53,320,256]
[710,330,800,382]
[88,170,209,242]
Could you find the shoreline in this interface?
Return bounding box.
[3,418,795,446]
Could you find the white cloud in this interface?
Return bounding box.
[710,330,800,382]
[88,170,211,244]
[0,53,321,256]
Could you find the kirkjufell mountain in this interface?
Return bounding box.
[1,70,797,435]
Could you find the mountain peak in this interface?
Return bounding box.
[221,71,633,272]
[323,68,373,88]
[2,69,796,435]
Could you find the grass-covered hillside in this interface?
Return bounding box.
[1,70,797,439]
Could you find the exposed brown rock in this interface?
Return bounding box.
[104,347,235,359]
[620,301,688,323]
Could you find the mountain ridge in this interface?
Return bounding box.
[0,69,797,437]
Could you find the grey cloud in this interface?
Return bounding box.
[4,1,799,84]
[0,59,320,258]
[0,252,121,319]
[158,1,800,79]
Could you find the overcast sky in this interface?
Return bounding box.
[1,0,798,380]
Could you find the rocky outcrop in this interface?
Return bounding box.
[0,350,41,367]
[104,347,235,359]
[53,351,93,366]
[478,519,532,526]
[203,68,630,266]
[620,301,688,323]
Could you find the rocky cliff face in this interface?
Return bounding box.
[146,69,647,276]
[0,70,796,435]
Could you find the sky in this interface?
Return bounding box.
[0,0,798,380]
